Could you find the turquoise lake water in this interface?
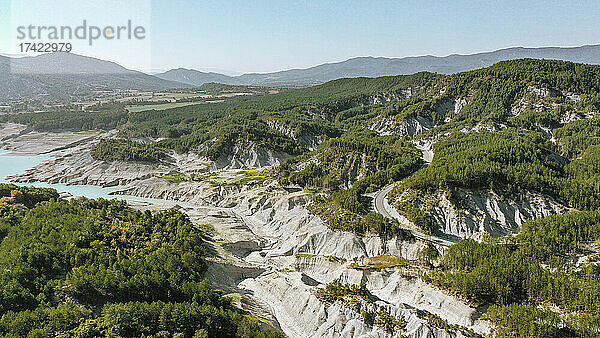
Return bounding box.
[0,149,187,206]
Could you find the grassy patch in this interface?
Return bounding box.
[238,169,271,185]
[349,255,410,270]
[163,173,190,183]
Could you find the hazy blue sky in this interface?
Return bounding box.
[2,0,600,73]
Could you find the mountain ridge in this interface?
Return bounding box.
[0,53,189,101]
[156,44,600,87]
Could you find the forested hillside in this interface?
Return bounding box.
[1,72,439,162]
[5,59,599,165]
[0,184,281,337]
[429,209,600,336]
[4,59,600,234]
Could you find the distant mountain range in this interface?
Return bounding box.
[0,53,187,101]
[2,44,600,101]
[156,44,600,87]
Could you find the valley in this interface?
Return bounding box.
[1,57,600,337]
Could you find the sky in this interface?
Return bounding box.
[1,0,600,73]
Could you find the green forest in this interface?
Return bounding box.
[429,209,600,336]
[0,184,281,337]
[3,59,600,165]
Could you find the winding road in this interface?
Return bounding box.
[372,141,456,247]
[372,183,455,247]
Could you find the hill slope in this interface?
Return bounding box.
[0,53,189,101]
